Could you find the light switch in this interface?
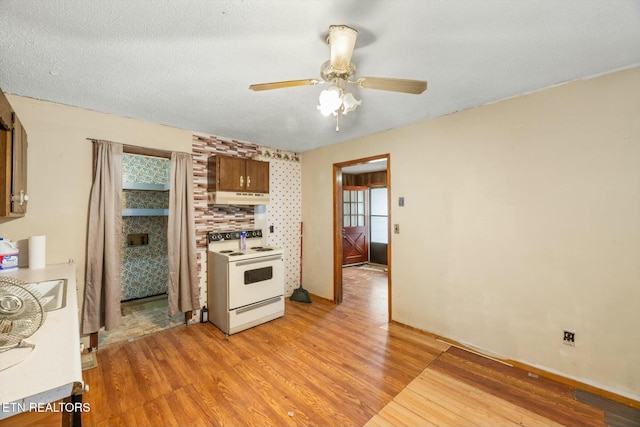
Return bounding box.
[394,224,400,234]
[399,197,404,207]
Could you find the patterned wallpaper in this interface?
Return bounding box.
[122,154,170,184]
[255,155,302,295]
[121,154,170,301]
[192,134,302,301]
[122,190,169,209]
[121,216,169,301]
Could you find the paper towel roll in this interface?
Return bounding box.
[29,235,46,269]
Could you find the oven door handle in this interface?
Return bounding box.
[235,255,282,266]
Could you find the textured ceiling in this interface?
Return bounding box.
[1,1,639,153]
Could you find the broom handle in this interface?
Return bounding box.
[299,222,303,286]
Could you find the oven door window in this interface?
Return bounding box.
[244,266,273,285]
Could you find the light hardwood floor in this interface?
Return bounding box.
[2,266,607,426]
[77,266,607,426]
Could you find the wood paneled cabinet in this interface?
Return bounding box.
[0,88,28,217]
[208,155,269,193]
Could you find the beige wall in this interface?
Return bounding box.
[301,67,640,399]
[0,96,192,343]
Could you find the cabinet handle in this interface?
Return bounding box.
[247,176,251,188]
[240,176,244,187]
[11,190,28,206]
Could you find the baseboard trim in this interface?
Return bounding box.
[389,320,640,410]
[436,338,513,367]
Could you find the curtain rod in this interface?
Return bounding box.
[86,138,191,159]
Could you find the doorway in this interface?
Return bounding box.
[100,152,183,348]
[333,154,391,321]
[89,144,187,350]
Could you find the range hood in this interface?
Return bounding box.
[207,191,269,206]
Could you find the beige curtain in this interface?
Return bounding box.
[168,152,199,316]
[82,140,123,334]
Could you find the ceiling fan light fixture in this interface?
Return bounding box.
[329,25,358,71]
[250,24,427,131]
[317,84,361,118]
[341,92,361,114]
[318,86,343,116]
[318,103,336,117]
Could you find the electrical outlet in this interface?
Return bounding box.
[563,330,575,346]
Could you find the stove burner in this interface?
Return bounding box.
[219,250,233,254]
[255,248,273,252]
[250,246,262,250]
[229,252,244,256]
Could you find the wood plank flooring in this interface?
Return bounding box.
[76,267,604,426]
[74,266,607,426]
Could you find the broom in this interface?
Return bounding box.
[290,221,311,303]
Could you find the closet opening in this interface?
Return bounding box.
[97,148,185,348]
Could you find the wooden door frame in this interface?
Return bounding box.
[333,154,391,321]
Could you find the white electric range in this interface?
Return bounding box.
[206,229,284,335]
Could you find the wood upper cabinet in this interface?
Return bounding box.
[216,155,246,192]
[0,88,28,217]
[208,155,269,193]
[245,158,269,193]
[0,90,11,131]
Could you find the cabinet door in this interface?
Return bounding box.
[11,116,27,215]
[0,89,28,217]
[0,90,12,131]
[0,129,10,216]
[245,159,269,193]
[217,155,246,192]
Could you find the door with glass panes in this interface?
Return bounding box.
[342,187,368,265]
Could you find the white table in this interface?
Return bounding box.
[0,262,83,425]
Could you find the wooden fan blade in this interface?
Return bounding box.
[249,79,320,91]
[354,77,427,94]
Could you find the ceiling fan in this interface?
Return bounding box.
[249,25,428,131]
